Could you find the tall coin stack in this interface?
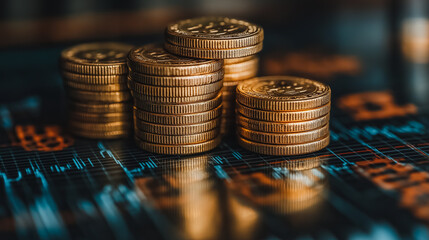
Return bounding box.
[127,43,224,155]
[236,76,331,156]
[60,42,134,139]
[164,17,264,135]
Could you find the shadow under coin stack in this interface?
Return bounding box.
[236,76,331,156]
[164,17,264,135]
[127,43,224,155]
[60,42,133,139]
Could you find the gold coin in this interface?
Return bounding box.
[69,128,130,139]
[165,17,264,49]
[69,120,131,132]
[61,71,127,84]
[64,81,129,92]
[133,105,222,125]
[128,78,223,97]
[236,76,331,111]
[135,128,219,145]
[237,135,330,156]
[223,80,240,92]
[133,91,219,104]
[134,92,221,114]
[129,69,223,87]
[135,135,221,155]
[67,89,131,102]
[224,68,258,81]
[69,111,132,123]
[224,56,259,74]
[164,42,263,59]
[237,113,330,133]
[224,56,254,64]
[68,101,132,113]
[127,43,222,76]
[60,42,133,75]
[238,124,329,144]
[134,117,221,135]
[236,102,330,122]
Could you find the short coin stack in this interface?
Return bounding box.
[127,43,224,155]
[60,42,134,139]
[236,76,331,155]
[221,56,259,134]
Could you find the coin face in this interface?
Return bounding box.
[61,42,133,65]
[171,17,255,37]
[237,76,331,110]
[128,43,222,75]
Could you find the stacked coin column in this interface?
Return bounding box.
[60,42,133,139]
[164,17,264,135]
[127,44,224,155]
[221,56,259,134]
[236,76,331,156]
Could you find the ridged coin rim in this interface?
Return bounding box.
[236,102,330,122]
[128,69,224,86]
[237,134,330,156]
[134,117,221,135]
[237,113,330,133]
[135,128,219,145]
[133,105,222,125]
[164,42,263,59]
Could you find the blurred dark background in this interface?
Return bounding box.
[0,0,428,121]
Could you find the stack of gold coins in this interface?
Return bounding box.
[236,76,331,156]
[60,42,134,139]
[221,56,259,134]
[127,43,223,155]
[164,17,264,135]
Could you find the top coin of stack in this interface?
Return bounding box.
[60,42,134,139]
[236,76,331,156]
[164,16,264,59]
[127,43,224,155]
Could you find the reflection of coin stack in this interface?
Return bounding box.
[236,76,331,155]
[127,44,223,155]
[221,56,259,134]
[60,42,133,139]
[164,17,264,135]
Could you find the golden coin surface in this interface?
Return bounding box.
[238,124,329,144]
[128,78,223,97]
[237,135,330,156]
[135,128,219,145]
[69,111,131,123]
[68,101,132,113]
[280,156,323,171]
[60,42,133,75]
[164,42,263,59]
[224,56,254,64]
[127,43,222,76]
[134,117,221,135]
[64,81,129,92]
[237,113,330,133]
[236,76,331,111]
[135,135,221,155]
[133,91,218,104]
[61,71,127,84]
[165,17,264,49]
[69,120,131,132]
[133,105,222,125]
[224,56,259,74]
[70,128,130,139]
[68,89,131,102]
[224,68,258,81]
[129,69,223,87]
[134,92,221,114]
[223,80,240,92]
[236,102,330,122]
